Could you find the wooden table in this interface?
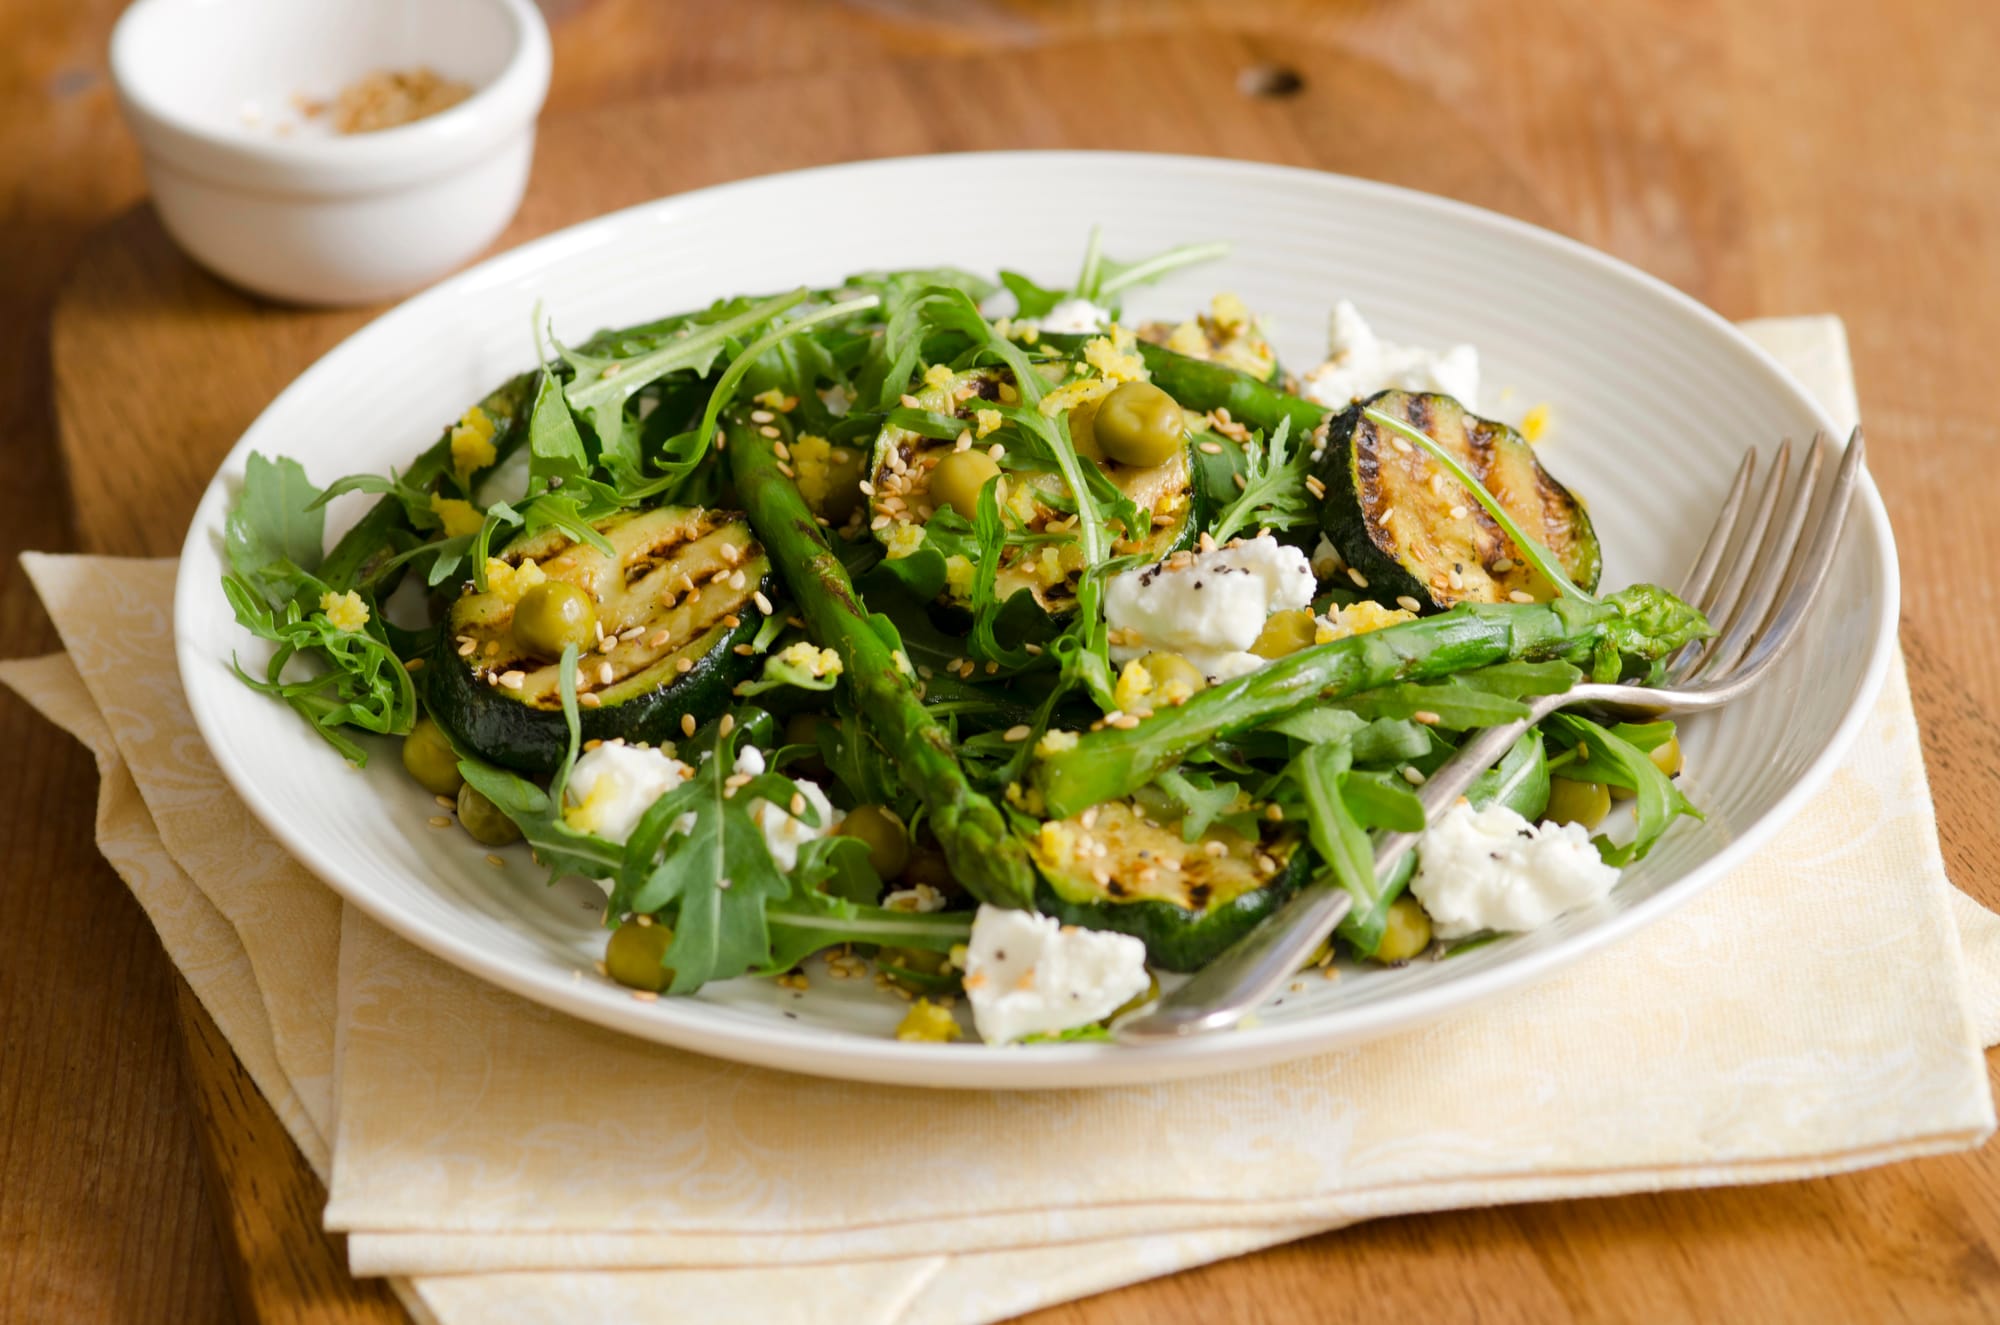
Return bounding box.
[7,2,2000,1320]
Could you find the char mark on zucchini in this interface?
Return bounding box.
[432,505,771,772]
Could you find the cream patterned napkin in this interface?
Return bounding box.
[5,318,1996,1325]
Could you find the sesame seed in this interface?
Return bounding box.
[1305,475,1327,498]
[498,670,526,690]
[404,657,424,672]
[1397,595,1422,612]
[1003,724,1032,742]
[1450,504,1469,519]
[456,637,476,657]
[1233,473,1247,490]
[1199,441,1224,455]
[1412,710,1441,726]
[681,713,697,737]
[1347,567,1370,588]
[1509,590,1536,604]
[777,462,796,479]
[1492,557,1515,573]
[598,660,615,685]
[733,644,755,656]
[580,693,602,708]
[858,480,875,496]
[1255,853,1278,872]
[899,394,920,408]
[789,792,805,814]
[485,854,504,867]
[427,815,451,828]
[675,657,694,674]
[720,543,742,565]
[717,876,732,890]
[759,425,781,439]
[870,515,891,531]
[631,990,658,1002]
[750,409,775,424]
[1390,435,1413,454]
[753,591,774,615]
[1265,804,1284,822]
[1401,766,1427,785]
[1380,507,1397,527]
[434,794,455,809]
[1110,713,1142,730]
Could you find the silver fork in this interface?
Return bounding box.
[1116,428,1868,1043]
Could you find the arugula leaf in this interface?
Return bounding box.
[1340,680,1532,730]
[227,453,326,603]
[998,269,1066,320]
[1208,417,1312,544]
[1152,768,1244,842]
[1544,713,1697,864]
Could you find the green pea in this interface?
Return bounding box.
[1374,896,1433,964]
[401,717,464,797]
[1546,777,1611,830]
[1610,734,1683,801]
[605,918,675,993]
[457,782,523,846]
[929,449,1002,521]
[837,803,910,879]
[512,581,596,661]
[1249,608,1318,659]
[1093,381,1184,467]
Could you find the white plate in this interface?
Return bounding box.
[174,152,1895,1088]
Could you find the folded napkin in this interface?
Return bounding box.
[6,317,1996,1325]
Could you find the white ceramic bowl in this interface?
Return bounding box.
[110,0,550,306]
[173,153,1895,1089]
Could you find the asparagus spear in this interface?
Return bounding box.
[1041,333,1328,438]
[1032,586,1709,818]
[724,415,1042,911]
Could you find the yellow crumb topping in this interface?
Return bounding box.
[449,406,497,483]
[895,998,961,1043]
[776,641,843,679]
[318,590,369,633]
[752,387,798,412]
[1113,659,1155,715]
[483,557,546,604]
[974,409,1003,438]
[1033,729,1079,758]
[428,493,483,539]
[922,363,956,390]
[1520,403,1552,443]
[790,432,835,510]
[885,523,927,559]
[944,554,976,599]
[1165,319,1209,358]
[1210,292,1251,333]
[1316,600,1416,643]
[1082,334,1147,384]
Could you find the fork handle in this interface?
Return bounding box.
[1114,705,1551,1044]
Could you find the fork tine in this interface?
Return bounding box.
[1676,448,1757,608]
[1731,427,1867,680]
[1689,433,1828,681]
[1662,449,1758,683]
[1676,438,1790,679]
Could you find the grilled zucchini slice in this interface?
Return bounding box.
[1135,292,1282,384]
[432,506,772,772]
[867,366,1199,617]
[1029,798,1309,971]
[1316,389,1601,611]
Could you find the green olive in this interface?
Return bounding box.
[1066,398,1105,462]
[1374,896,1433,964]
[1610,734,1684,801]
[929,449,1003,521]
[818,445,868,523]
[605,918,675,992]
[512,581,596,660]
[900,841,955,891]
[837,803,910,879]
[1249,608,1318,659]
[1092,381,1185,467]
[457,782,523,846]
[1546,777,1612,830]
[401,717,464,797]
[1139,652,1207,705]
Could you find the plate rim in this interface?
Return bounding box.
[172,149,1900,1088]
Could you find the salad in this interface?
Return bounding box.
[219,234,1710,1046]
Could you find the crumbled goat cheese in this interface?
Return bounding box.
[1409,802,1621,939]
[1300,300,1480,410]
[1104,534,1317,680]
[563,740,693,846]
[732,746,838,873]
[961,905,1150,1044]
[1036,297,1114,335]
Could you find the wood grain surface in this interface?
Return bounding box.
[5,2,2000,1322]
